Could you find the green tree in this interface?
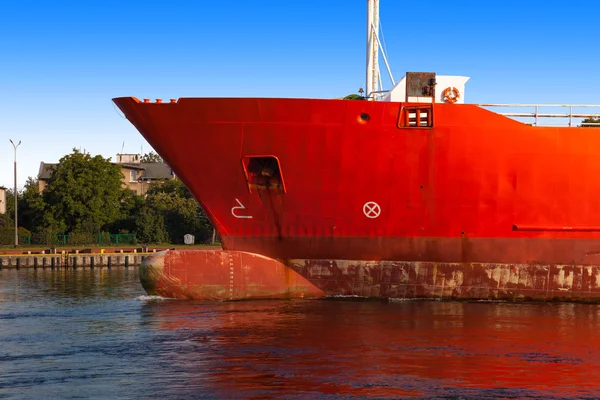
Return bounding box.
[106,188,145,234]
[3,188,18,227]
[0,188,25,245]
[19,177,46,232]
[0,212,11,229]
[146,178,191,199]
[42,149,124,234]
[135,203,169,243]
[140,180,212,243]
[581,118,600,127]
[141,151,163,163]
[343,94,364,100]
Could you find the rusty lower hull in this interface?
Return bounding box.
[141,249,600,302]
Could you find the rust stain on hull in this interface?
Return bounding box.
[141,250,600,302]
[290,260,600,302]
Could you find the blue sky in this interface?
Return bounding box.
[1,0,599,189]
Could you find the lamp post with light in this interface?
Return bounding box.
[9,139,21,248]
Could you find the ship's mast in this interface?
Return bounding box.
[366,0,380,100]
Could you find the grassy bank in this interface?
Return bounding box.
[0,243,221,255]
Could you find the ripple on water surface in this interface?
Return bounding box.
[1,268,600,399]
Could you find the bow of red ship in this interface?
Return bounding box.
[140,249,327,300]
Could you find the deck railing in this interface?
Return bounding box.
[477,104,600,127]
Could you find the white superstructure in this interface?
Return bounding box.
[366,0,469,104]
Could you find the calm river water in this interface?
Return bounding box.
[1,268,600,399]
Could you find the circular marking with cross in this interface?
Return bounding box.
[363,201,381,218]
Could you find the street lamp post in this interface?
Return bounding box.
[9,139,21,248]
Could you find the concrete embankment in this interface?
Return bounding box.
[0,250,160,269]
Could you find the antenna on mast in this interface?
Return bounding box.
[121,141,125,154]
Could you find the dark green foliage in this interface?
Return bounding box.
[141,151,163,163]
[343,94,364,100]
[42,149,124,233]
[66,231,97,245]
[135,205,168,243]
[0,227,31,245]
[0,213,10,229]
[4,188,18,226]
[1,194,14,229]
[581,117,600,127]
[106,189,145,234]
[146,179,191,198]
[19,177,46,231]
[2,149,214,246]
[30,229,63,246]
[140,180,212,244]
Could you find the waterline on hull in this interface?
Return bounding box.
[139,249,600,303]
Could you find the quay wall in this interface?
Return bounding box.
[0,251,158,269]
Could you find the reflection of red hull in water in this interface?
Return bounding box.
[149,300,600,397]
[114,95,600,301]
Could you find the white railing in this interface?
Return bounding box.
[477,104,600,127]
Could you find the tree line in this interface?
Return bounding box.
[582,117,600,127]
[0,150,213,245]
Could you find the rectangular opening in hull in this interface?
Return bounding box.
[242,155,286,193]
[398,105,433,128]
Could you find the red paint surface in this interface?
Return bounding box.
[142,249,600,301]
[114,96,600,299]
[141,249,326,300]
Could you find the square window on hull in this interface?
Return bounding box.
[398,105,433,128]
[242,156,286,193]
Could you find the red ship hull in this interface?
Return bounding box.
[114,97,600,301]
